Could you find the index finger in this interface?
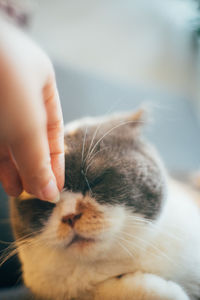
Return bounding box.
[43,78,65,191]
[8,90,60,202]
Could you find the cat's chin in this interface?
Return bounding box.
[66,234,96,249]
[52,233,101,255]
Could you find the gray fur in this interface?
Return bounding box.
[10,112,166,241]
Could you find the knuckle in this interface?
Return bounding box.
[48,119,63,132]
[47,121,64,141]
[48,135,64,155]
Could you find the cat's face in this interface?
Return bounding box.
[11,110,166,262]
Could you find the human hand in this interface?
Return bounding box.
[0,19,64,202]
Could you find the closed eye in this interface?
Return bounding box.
[89,168,118,189]
[90,174,105,189]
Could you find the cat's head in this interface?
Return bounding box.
[11,109,166,262]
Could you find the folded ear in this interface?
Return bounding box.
[108,107,148,131]
[64,107,148,138]
[125,108,147,126]
[98,107,148,139]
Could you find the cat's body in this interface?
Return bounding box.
[9,111,200,300]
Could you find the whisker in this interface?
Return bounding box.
[0,248,19,267]
[83,122,103,167]
[115,239,134,258]
[83,101,123,166]
[116,235,139,255]
[0,229,44,267]
[0,240,14,245]
[81,169,93,196]
[119,230,176,265]
[81,126,88,166]
[125,216,182,242]
[87,120,145,162]
[85,147,109,174]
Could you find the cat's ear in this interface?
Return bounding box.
[101,107,148,139]
[109,107,148,132]
[125,108,147,127]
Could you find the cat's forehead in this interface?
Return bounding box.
[64,118,124,179]
[64,116,119,147]
[63,113,142,152]
[64,116,108,135]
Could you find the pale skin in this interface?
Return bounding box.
[0,19,64,202]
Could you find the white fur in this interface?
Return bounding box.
[16,115,200,300]
[64,111,143,134]
[17,178,200,300]
[94,272,190,300]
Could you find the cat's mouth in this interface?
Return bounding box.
[67,234,95,248]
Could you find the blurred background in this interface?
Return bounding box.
[0,0,199,297]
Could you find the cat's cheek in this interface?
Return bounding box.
[105,205,127,233]
[57,221,74,241]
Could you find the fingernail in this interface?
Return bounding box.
[41,179,60,203]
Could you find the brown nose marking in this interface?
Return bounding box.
[61,213,82,227]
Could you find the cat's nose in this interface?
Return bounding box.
[61,213,82,227]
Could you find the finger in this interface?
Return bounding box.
[43,79,65,191]
[9,99,60,203]
[0,144,22,196]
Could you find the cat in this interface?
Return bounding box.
[9,109,200,300]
